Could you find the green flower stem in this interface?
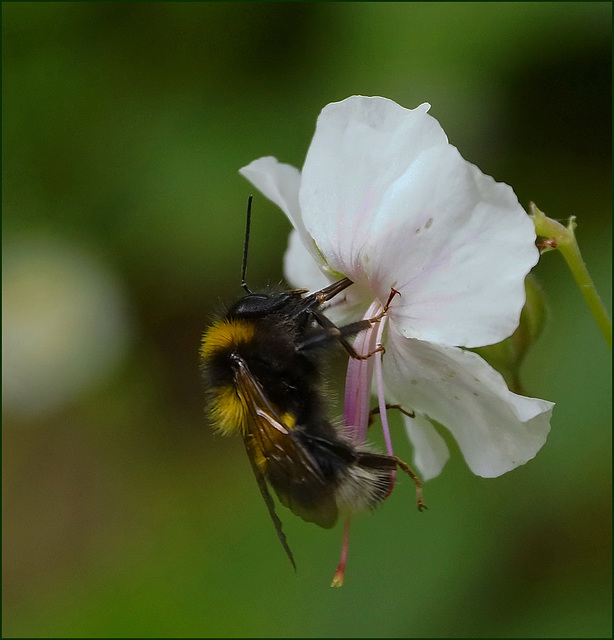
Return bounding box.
[530,203,612,348]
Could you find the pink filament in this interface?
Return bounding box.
[374,315,396,491]
[335,300,393,585]
[330,517,351,587]
[342,300,381,441]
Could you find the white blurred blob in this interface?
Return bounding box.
[2,236,132,418]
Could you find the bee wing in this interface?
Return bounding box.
[242,436,297,571]
[232,355,339,530]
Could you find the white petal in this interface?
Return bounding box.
[295,96,537,348]
[283,228,330,290]
[239,157,316,260]
[298,96,447,279]
[402,411,450,481]
[384,325,553,478]
[284,229,372,326]
[370,145,538,347]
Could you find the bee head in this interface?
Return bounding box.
[228,291,301,318]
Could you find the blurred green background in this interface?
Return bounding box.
[3,2,611,637]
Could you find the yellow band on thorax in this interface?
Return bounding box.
[200,318,256,359]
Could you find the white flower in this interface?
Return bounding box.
[239,95,553,482]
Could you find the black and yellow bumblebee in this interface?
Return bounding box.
[200,197,424,569]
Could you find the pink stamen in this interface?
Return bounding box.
[330,517,351,587]
[334,300,384,586]
[343,300,380,441]
[374,315,397,494]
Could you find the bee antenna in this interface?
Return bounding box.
[241,194,253,294]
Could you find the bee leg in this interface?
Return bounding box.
[299,286,401,358]
[298,310,385,360]
[392,455,427,511]
[368,404,416,426]
[356,451,427,511]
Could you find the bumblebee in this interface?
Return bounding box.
[200,198,423,569]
